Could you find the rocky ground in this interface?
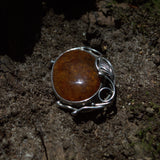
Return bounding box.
[0,0,160,160]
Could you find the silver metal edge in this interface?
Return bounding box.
[51,47,116,115]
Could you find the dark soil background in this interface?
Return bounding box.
[0,0,160,160]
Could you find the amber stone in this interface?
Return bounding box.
[53,49,100,101]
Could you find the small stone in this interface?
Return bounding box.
[90,38,102,50]
[25,153,33,159]
[153,55,160,66]
[146,107,154,114]
[114,3,129,9]
[96,12,115,26]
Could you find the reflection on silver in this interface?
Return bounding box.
[51,47,116,116]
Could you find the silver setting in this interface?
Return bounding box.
[51,47,116,116]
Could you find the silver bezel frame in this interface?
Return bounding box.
[51,47,116,115]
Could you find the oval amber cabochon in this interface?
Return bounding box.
[53,49,100,102]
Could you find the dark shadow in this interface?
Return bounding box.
[0,1,42,62]
[0,2,7,55]
[73,91,117,124]
[58,88,117,124]
[46,0,97,19]
[0,0,97,61]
